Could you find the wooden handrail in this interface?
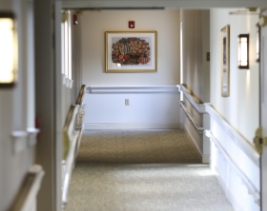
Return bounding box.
[9,165,44,211]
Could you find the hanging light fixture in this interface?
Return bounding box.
[0,12,17,87]
[238,34,249,69]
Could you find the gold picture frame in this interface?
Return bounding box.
[105,31,157,73]
[221,25,230,97]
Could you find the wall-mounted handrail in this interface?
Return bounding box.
[180,102,205,133]
[205,103,259,165]
[205,129,260,204]
[62,85,87,207]
[76,84,86,105]
[9,165,44,211]
[180,84,206,113]
[86,85,180,94]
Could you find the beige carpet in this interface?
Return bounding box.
[65,129,234,211]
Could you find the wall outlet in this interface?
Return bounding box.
[125,99,129,105]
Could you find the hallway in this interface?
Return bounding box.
[65,130,233,211]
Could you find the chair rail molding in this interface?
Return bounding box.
[204,103,259,166]
[86,85,180,94]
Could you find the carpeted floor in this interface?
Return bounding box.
[65,129,234,211]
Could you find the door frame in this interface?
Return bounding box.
[260,13,267,211]
[51,1,267,210]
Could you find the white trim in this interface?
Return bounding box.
[86,85,180,94]
[68,79,74,89]
[213,166,244,211]
[12,131,28,154]
[84,123,182,130]
[180,85,206,113]
[27,128,39,147]
[64,78,74,89]
[206,130,260,205]
[62,74,67,85]
[180,22,184,102]
[204,103,260,166]
[62,1,267,9]
[12,128,40,153]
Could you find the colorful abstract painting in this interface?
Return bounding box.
[105,31,157,72]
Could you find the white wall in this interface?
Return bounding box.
[81,10,180,86]
[179,10,210,163]
[210,8,259,144]
[209,8,260,210]
[0,0,36,210]
[84,87,181,129]
[80,10,181,129]
[181,10,210,103]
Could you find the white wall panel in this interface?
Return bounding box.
[0,0,36,210]
[84,86,181,129]
[80,10,180,86]
[208,9,260,209]
[206,104,260,211]
[210,8,259,143]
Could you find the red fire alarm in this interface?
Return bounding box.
[73,14,78,25]
[129,21,135,29]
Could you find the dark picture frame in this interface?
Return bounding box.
[220,25,230,97]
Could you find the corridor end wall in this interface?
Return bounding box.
[80,10,181,129]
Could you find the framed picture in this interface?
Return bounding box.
[105,31,157,72]
[220,25,230,97]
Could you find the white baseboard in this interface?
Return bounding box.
[84,123,182,130]
[202,154,210,163]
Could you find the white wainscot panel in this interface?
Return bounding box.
[205,103,260,211]
[210,141,260,211]
[180,85,210,163]
[211,118,260,190]
[84,86,181,130]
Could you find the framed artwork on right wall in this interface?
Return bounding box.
[220,25,230,97]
